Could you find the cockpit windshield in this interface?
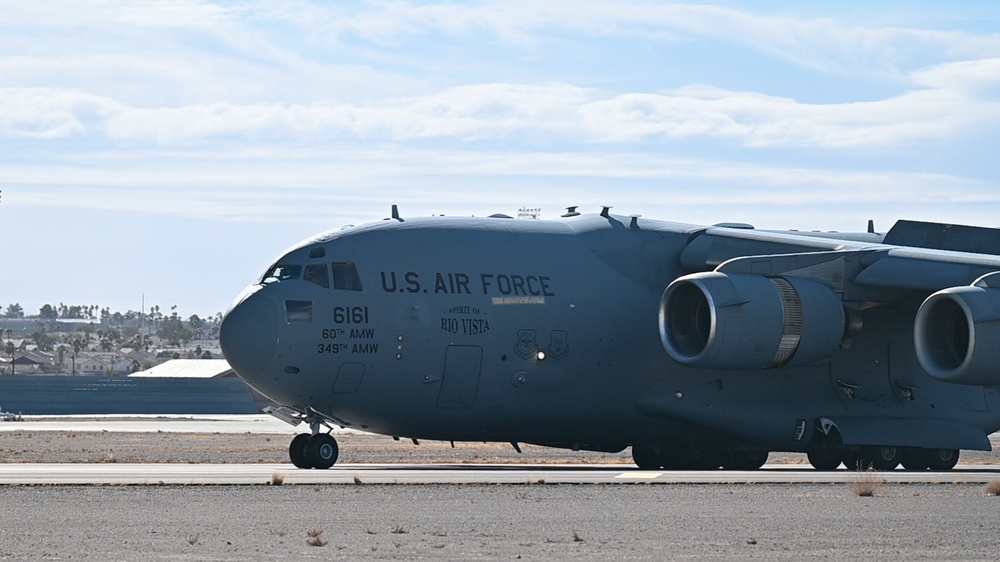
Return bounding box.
[262,264,302,284]
[259,261,363,291]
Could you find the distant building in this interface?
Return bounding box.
[0,317,102,335]
[128,358,275,411]
[129,359,236,378]
[1,350,57,374]
[71,352,132,375]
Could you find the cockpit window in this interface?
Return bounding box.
[262,264,301,284]
[285,300,312,323]
[332,262,363,291]
[304,263,330,288]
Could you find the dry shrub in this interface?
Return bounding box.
[847,471,886,497]
[271,471,285,486]
[984,481,1000,496]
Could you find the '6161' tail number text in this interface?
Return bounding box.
[334,306,369,324]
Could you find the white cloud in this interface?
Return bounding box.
[6,145,997,220]
[5,52,999,149]
[281,2,1000,75]
[5,1,1000,109]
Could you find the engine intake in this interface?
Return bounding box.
[659,272,845,370]
[914,276,1000,386]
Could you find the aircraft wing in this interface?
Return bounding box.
[680,221,1000,295]
[853,247,1000,292]
[661,220,1000,386]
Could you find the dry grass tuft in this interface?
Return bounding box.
[983,481,1000,496]
[391,524,408,534]
[847,470,886,497]
[186,533,199,546]
[270,471,285,486]
[353,473,363,484]
[306,529,327,547]
[573,532,585,543]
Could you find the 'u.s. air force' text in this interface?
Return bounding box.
[380,271,554,297]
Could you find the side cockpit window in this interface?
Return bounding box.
[262,264,301,284]
[304,263,330,288]
[285,300,312,323]
[332,262,363,291]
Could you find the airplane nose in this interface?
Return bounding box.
[220,286,279,383]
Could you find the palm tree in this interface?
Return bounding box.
[4,340,15,375]
[71,338,83,375]
[56,344,67,369]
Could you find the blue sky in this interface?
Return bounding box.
[2,1,1000,318]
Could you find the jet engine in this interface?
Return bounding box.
[914,275,1000,386]
[659,272,845,370]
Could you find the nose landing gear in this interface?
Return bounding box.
[288,419,340,469]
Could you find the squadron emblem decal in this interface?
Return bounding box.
[515,329,537,359]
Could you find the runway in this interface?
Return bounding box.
[2,415,1000,486]
[4,417,998,560]
[2,462,998,485]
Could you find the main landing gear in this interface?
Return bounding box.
[288,420,339,469]
[806,444,959,471]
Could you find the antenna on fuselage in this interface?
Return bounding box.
[391,204,403,222]
[867,219,875,234]
[600,205,612,218]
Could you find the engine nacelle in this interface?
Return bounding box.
[914,278,1000,386]
[659,272,845,370]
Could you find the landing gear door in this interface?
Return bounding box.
[436,345,483,409]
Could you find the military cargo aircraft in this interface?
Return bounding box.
[219,206,1000,470]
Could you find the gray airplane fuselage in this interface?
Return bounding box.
[220,211,1000,466]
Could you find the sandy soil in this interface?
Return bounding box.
[0,430,639,464]
[5,484,1000,561]
[3,428,999,466]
